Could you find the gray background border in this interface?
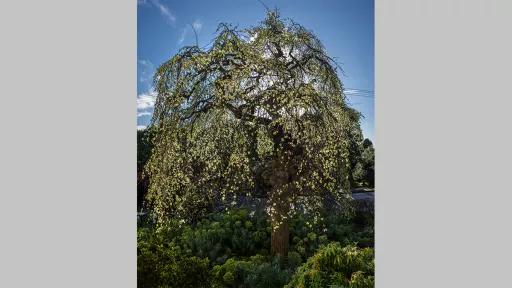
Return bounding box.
[1,0,511,287]
[376,0,512,287]
[0,0,136,287]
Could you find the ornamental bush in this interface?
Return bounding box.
[137,208,374,287]
[211,255,291,288]
[177,209,271,263]
[285,243,374,288]
[137,227,211,288]
[289,211,374,259]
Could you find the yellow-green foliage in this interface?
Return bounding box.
[211,255,291,288]
[146,10,363,228]
[178,209,271,263]
[286,243,374,288]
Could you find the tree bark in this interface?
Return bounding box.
[267,164,292,257]
[271,217,289,257]
[266,124,298,258]
[267,166,291,258]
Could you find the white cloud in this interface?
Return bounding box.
[192,19,202,32]
[137,59,157,126]
[139,0,176,25]
[137,61,157,125]
[138,111,153,117]
[344,89,360,95]
[152,0,176,25]
[137,89,157,110]
[138,59,152,67]
[137,125,147,130]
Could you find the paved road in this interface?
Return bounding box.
[352,192,374,202]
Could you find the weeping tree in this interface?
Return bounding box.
[145,11,363,257]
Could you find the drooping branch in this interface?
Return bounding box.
[146,10,361,228]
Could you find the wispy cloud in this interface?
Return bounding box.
[138,59,157,123]
[192,19,202,32]
[178,19,202,46]
[344,88,374,98]
[178,27,187,45]
[139,0,176,26]
[137,90,156,121]
[137,89,157,110]
[153,0,176,25]
[138,59,155,89]
[137,111,153,117]
[344,89,359,95]
[138,59,153,67]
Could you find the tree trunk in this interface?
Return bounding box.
[269,184,291,257]
[266,124,296,258]
[271,214,289,257]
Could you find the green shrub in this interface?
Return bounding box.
[245,259,291,288]
[212,255,291,288]
[323,213,374,248]
[137,227,211,288]
[212,256,257,287]
[287,251,303,270]
[289,215,330,259]
[288,212,373,259]
[285,243,374,288]
[137,208,374,287]
[178,209,270,263]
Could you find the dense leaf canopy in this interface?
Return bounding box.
[145,11,362,224]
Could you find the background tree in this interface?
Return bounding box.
[353,138,375,188]
[345,123,364,189]
[145,11,363,257]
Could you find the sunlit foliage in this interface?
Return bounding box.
[145,11,363,254]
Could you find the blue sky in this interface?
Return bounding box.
[137,0,374,141]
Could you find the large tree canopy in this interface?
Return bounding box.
[145,11,363,256]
